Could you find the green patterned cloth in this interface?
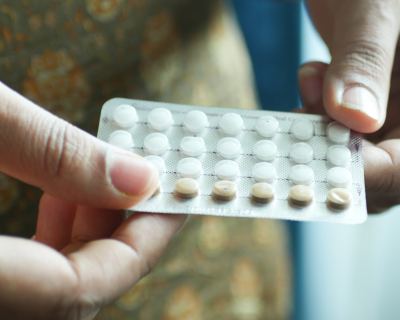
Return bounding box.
[0,1,292,318]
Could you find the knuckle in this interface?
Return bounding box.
[338,39,391,83]
[60,292,87,320]
[44,269,84,320]
[42,118,91,181]
[56,262,97,320]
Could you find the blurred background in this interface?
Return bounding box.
[231,1,400,320]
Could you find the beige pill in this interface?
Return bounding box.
[212,180,237,202]
[150,182,161,198]
[288,185,314,208]
[250,183,275,204]
[327,188,352,211]
[173,178,199,200]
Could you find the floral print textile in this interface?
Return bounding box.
[0,1,292,319]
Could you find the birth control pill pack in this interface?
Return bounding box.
[97,98,367,224]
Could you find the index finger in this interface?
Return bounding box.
[0,82,158,209]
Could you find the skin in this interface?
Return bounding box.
[0,83,187,320]
[299,0,400,212]
[1,0,400,318]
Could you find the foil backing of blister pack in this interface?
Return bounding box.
[97,98,367,224]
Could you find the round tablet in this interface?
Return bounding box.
[326,145,351,167]
[217,137,241,159]
[288,185,314,208]
[180,137,205,157]
[250,183,275,204]
[184,110,209,133]
[326,167,352,188]
[177,158,202,179]
[150,182,161,198]
[253,140,278,161]
[289,142,314,164]
[145,155,165,177]
[289,165,314,185]
[327,121,350,144]
[218,113,244,136]
[108,130,134,150]
[326,188,352,211]
[290,119,314,141]
[255,116,280,138]
[173,178,199,200]
[211,180,237,202]
[144,133,169,155]
[113,105,138,128]
[147,108,174,131]
[252,162,277,183]
[215,160,239,181]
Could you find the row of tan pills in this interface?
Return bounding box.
[172,178,352,211]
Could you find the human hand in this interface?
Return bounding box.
[0,82,187,319]
[304,0,400,133]
[299,0,400,212]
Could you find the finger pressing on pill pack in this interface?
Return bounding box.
[98,99,367,224]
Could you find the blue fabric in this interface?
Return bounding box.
[232,0,301,112]
[231,2,302,320]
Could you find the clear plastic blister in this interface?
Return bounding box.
[97,98,367,224]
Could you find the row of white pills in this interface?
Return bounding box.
[112,105,208,133]
[145,155,353,189]
[110,105,353,189]
[111,104,351,143]
[109,131,352,167]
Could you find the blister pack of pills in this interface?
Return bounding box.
[97,98,367,224]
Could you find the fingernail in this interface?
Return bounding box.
[298,66,322,106]
[341,87,380,121]
[106,150,158,197]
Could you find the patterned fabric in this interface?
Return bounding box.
[0,0,292,319]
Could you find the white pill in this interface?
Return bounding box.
[252,162,277,183]
[177,158,202,179]
[290,119,314,140]
[289,165,314,185]
[326,167,352,188]
[144,133,169,155]
[290,142,314,164]
[108,130,133,150]
[215,160,239,181]
[326,145,351,167]
[327,121,350,144]
[147,108,174,131]
[253,140,278,161]
[255,116,280,138]
[217,137,241,159]
[184,110,209,133]
[219,113,244,136]
[180,137,205,157]
[145,155,165,176]
[113,104,138,128]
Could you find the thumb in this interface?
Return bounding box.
[322,0,400,133]
[0,82,159,209]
